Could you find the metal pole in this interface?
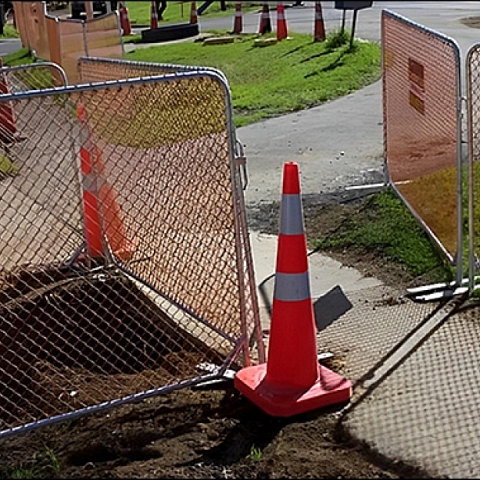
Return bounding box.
[350,8,358,49]
[85,1,94,20]
[341,8,346,34]
[0,3,4,36]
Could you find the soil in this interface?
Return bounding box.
[0,191,436,480]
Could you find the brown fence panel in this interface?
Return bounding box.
[12,4,123,85]
[0,70,263,438]
[12,2,35,51]
[84,13,124,61]
[57,19,87,84]
[382,10,462,264]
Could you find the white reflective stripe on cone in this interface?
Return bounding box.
[274,271,311,302]
[280,194,304,235]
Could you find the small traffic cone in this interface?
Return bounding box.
[0,58,18,146]
[190,2,198,24]
[150,0,158,29]
[80,159,104,259]
[232,2,242,34]
[234,162,352,417]
[314,1,326,42]
[258,3,271,35]
[78,103,104,259]
[119,1,132,36]
[77,103,137,263]
[276,2,288,41]
[94,147,137,262]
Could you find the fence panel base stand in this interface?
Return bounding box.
[406,280,469,302]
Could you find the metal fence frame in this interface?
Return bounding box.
[1,62,69,89]
[76,57,250,190]
[466,43,480,292]
[0,66,264,438]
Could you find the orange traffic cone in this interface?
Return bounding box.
[0,59,18,147]
[314,1,326,42]
[190,1,198,24]
[234,162,352,417]
[150,0,158,29]
[77,103,137,263]
[276,2,288,41]
[258,3,271,35]
[119,1,132,36]
[78,103,104,259]
[232,2,242,34]
[94,147,137,262]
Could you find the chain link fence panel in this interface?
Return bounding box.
[382,10,462,266]
[0,65,263,439]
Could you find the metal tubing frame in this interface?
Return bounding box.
[0,62,69,88]
[466,43,480,293]
[0,372,224,440]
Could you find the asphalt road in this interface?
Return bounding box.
[0,37,21,56]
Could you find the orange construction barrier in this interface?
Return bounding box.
[232,2,242,34]
[258,3,271,35]
[190,2,198,24]
[314,1,326,42]
[0,59,18,146]
[150,0,158,29]
[276,2,288,41]
[119,1,132,36]
[77,102,137,262]
[234,162,352,417]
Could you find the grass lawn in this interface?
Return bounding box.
[126,31,381,127]
[312,188,454,281]
[0,24,18,39]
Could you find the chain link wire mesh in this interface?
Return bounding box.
[382,10,461,264]
[341,298,480,478]
[0,64,263,438]
[318,14,480,476]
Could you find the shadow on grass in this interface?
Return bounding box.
[304,51,347,78]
